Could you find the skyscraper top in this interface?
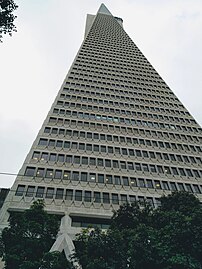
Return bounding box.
[97,3,112,16]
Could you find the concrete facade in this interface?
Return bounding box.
[0,3,202,258]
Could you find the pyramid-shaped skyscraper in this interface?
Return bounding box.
[1,3,202,253]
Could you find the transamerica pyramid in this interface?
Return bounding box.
[0,3,202,257]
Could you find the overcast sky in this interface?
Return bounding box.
[0,0,201,188]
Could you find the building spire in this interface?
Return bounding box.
[97,3,112,16]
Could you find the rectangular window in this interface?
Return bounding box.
[46,188,54,199]
[75,190,82,201]
[55,188,64,199]
[36,168,45,177]
[26,186,35,197]
[94,192,101,203]
[65,189,73,200]
[25,167,35,177]
[49,153,56,162]
[81,172,87,182]
[32,152,40,160]
[106,175,113,184]
[193,185,201,194]
[55,170,62,179]
[84,191,91,202]
[154,180,161,189]
[162,181,169,190]
[89,173,96,182]
[63,170,70,180]
[112,194,119,204]
[114,175,121,185]
[72,171,79,181]
[46,169,54,178]
[15,185,25,196]
[146,179,153,188]
[36,187,45,198]
[41,152,48,161]
[123,177,129,186]
[74,156,80,164]
[98,174,104,183]
[170,182,177,191]
[103,193,110,204]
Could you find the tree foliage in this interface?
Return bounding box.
[0,0,18,42]
[74,192,202,269]
[0,200,72,269]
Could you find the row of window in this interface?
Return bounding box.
[54,103,195,126]
[70,69,176,93]
[41,133,202,155]
[58,94,189,118]
[72,65,164,84]
[33,145,202,166]
[26,157,202,178]
[49,112,201,134]
[43,126,202,144]
[65,79,184,110]
[71,62,170,92]
[15,184,161,207]
[15,183,201,205]
[75,55,161,76]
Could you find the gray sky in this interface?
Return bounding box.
[0,0,202,188]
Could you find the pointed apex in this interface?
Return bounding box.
[98,3,112,16]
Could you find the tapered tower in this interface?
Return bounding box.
[1,3,202,255]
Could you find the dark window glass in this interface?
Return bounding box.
[178,183,185,191]
[66,189,73,200]
[36,168,45,177]
[46,188,54,199]
[170,182,177,191]
[89,157,96,166]
[49,153,56,162]
[112,194,119,204]
[25,167,35,176]
[16,185,25,196]
[64,141,70,148]
[105,159,111,168]
[123,177,129,186]
[32,152,40,160]
[74,156,80,164]
[56,188,64,199]
[36,187,45,198]
[193,185,201,194]
[39,139,48,146]
[106,175,113,184]
[154,180,161,189]
[26,186,35,197]
[75,190,82,201]
[63,170,70,180]
[146,179,153,188]
[72,172,79,181]
[89,173,96,182]
[103,193,110,204]
[55,170,62,179]
[82,157,88,165]
[84,191,91,202]
[162,181,169,190]
[98,174,104,183]
[94,192,101,203]
[41,153,48,161]
[81,172,87,182]
[114,176,121,185]
[48,140,55,147]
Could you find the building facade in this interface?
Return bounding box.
[0,3,202,256]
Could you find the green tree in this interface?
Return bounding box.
[74,192,202,269]
[0,0,18,42]
[0,200,72,269]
